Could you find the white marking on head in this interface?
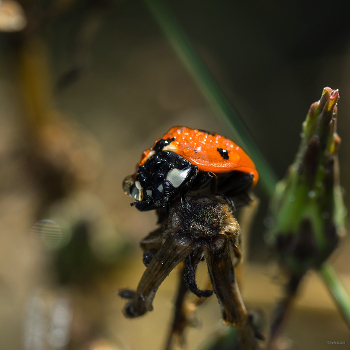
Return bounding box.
[162,144,178,152]
[146,190,152,197]
[157,184,163,192]
[166,168,191,188]
[131,180,143,201]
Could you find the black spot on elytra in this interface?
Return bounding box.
[217,148,229,160]
[198,129,216,136]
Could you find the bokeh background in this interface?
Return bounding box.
[0,0,350,349]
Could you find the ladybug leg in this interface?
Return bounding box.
[218,172,254,207]
[216,193,236,213]
[191,171,217,193]
[222,173,254,197]
[142,249,158,267]
[180,196,191,211]
[184,251,213,298]
[208,172,218,194]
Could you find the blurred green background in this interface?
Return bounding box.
[0,0,350,349]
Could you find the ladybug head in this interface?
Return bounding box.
[123,151,198,211]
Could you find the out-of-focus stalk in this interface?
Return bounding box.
[320,264,350,329]
[142,0,277,197]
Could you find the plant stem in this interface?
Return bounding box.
[267,274,303,350]
[319,263,350,329]
[143,0,277,197]
[163,265,189,350]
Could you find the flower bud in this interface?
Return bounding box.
[266,88,346,277]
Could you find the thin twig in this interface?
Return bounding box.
[164,265,189,350]
[266,275,303,350]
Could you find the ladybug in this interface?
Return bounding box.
[123,126,258,211]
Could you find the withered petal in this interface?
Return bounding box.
[122,233,193,318]
[204,242,246,328]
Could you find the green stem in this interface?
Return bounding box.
[143,0,277,197]
[319,263,350,329]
